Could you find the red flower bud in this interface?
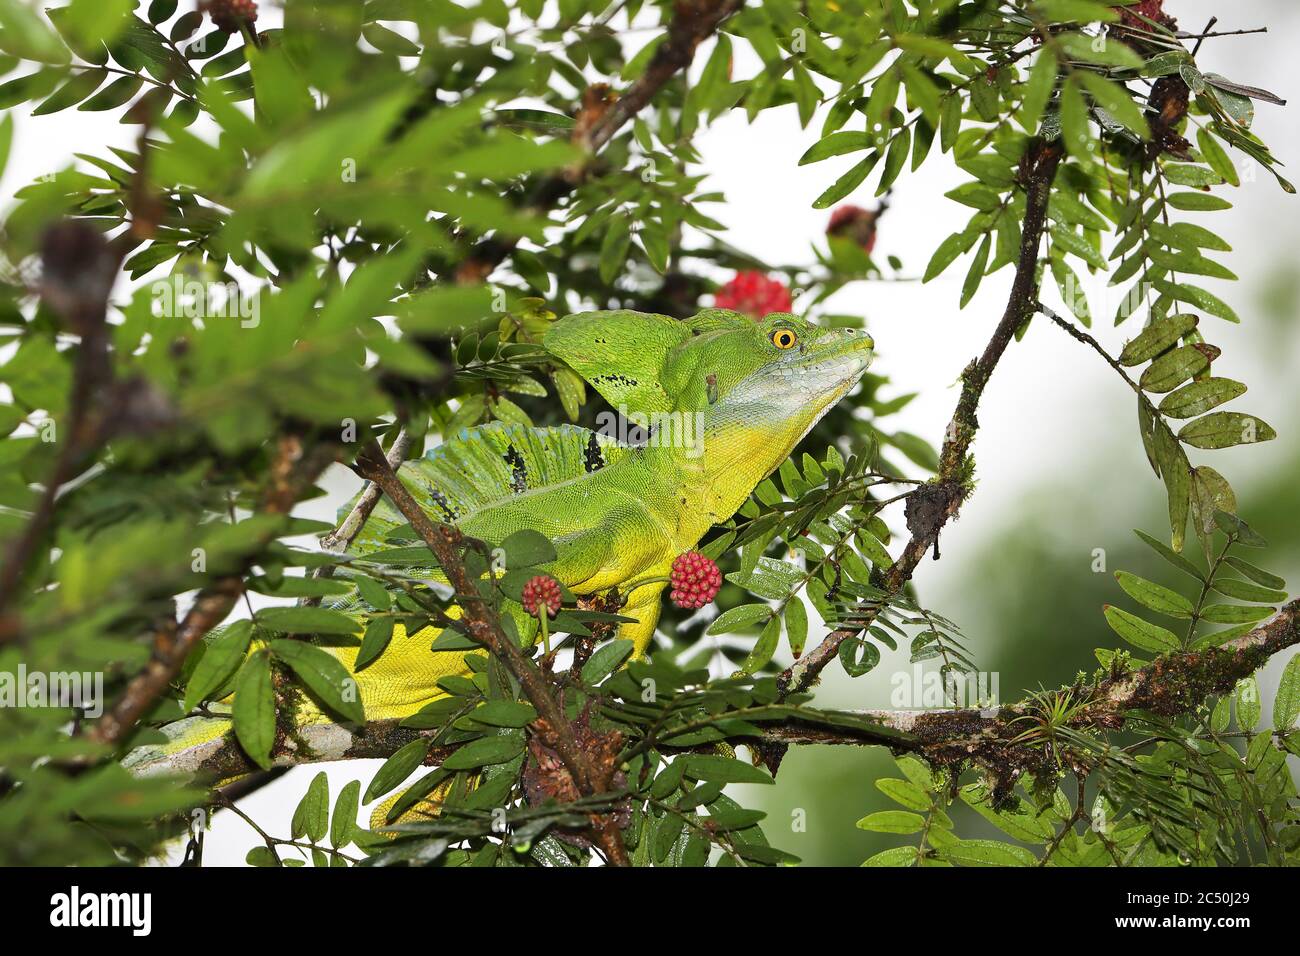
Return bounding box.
[204,0,259,33]
[713,271,793,318]
[1114,0,1175,32]
[827,204,879,255]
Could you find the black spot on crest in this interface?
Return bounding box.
[594,373,638,388]
[426,484,457,521]
[584,432,605,473]
[503,444,528,494]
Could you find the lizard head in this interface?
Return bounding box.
[685,309,874,422]
[544,307,873,477]
[675,310,874,472]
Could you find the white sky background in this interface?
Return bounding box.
[2,0,1297,864]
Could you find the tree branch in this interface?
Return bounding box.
[319,428,414,555]
[351,440,631,865]
[781,138,1065,697]
[131,599,1300,782]
[300,427,416,610]
[89,435,338,748]
[581,0,744,155]
[0,226,121,623]
[455,0,744,284]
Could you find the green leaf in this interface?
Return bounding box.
[707,602,773,635]
[0,70,63,109]
[783,597,808,657]
[961,235,991,309]
[79,74,142,110]
[1114,571,1194,618]
[1133,529,1204,583]
[1138,345,1210,394]
[183,619,252,711]
[960,786,1055,842]
[1049,223,1106,270]
[353,574,391,610]
[1018,49,1057,132]
[355,617,394,670]
[1077,71,1148,138]
[876,777,930,811]
[1273,654,1300,731]
[331,780,360,848]
[291,772,329,842]
[1210,577,1285,604]
[256,606,361,636]
[365,738,430,801]
[269,640,365,723]
[1235,677,1260,731]
[1057,31,1144,69]
[232,652,276,770]
[1212,511,1267,547]
[1161,163,1221,188]
[839,636,881,677]
[0,0,71,64]
[1117,313,1198,366]
[1201,603,1273,624]
[680,754,773,785]
[1103,605,1180,654]
[923,230,977,283]
[856,810,924,834]
[441,733,525,770]
[1031,0,1119,24]
[469,700,537,728]
[1165,192,1232,212]
[944,839,1035,867]
[812,154,879,210]
[581,639,634,685]
[32,69,106,115]
[598,216,631,284]
[246,846,279,867]
[862,846,918,866]
[1178,412,1276,449]
[1158,378,1246,418]
[741,614,782,675]
[1223,557,1285,591]
[1060,76,1096,164]
[1154,281,1239,323]
[499,528,557,569]
[1152,423,1191,552]
[798,130,870,165]
[1196,127,1240,186]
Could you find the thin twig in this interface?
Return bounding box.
[89,436,339,748]
[780,138,1065,698]
[455,0,744,283]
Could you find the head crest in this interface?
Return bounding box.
[543,310,692,414]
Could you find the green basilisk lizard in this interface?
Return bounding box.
[132,307,874,793]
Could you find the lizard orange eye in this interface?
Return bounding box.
[771,329,797,350]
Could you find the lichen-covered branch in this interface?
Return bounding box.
[781,139,1065,697]
[132,600,1300,784]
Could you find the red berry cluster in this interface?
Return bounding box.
[669,552,722,610]
[521,574,562,618]
[205,0,258,33]
[712,271,792,318]
[827,204,879,254]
